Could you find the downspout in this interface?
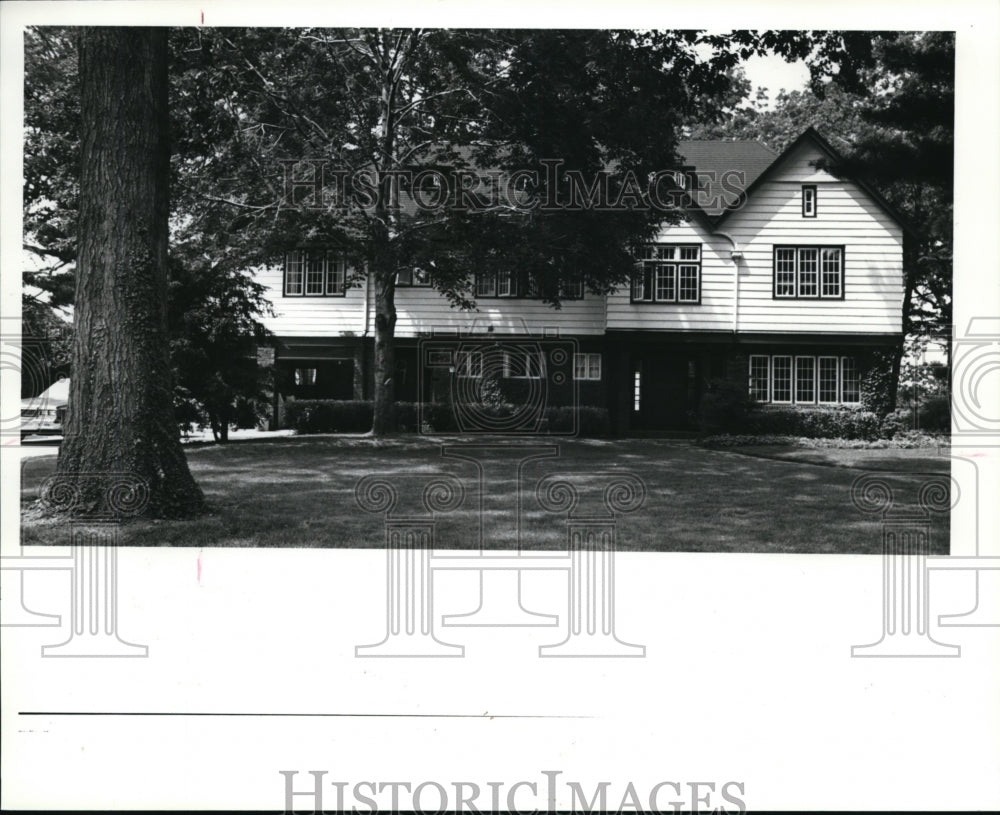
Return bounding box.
[713,229,742,336]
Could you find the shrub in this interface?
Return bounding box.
[748,406,882,440]
[918,394,951,432]
[698,378,754,434]
[543,405,610,436]
[284,400,373,433]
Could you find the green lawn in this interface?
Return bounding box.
[19,436,951,553]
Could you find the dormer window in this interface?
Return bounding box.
[802,185,817,218]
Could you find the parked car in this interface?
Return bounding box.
[20,377,68,436]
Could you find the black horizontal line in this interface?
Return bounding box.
[20,711,589,719]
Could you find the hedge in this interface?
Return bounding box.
[747,405,882,440]
[284,399,609,436]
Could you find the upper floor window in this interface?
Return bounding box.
[474,271,583,301]
[396,267,432,287]
[773,246,843,299]
[802,185,817,218]
[284,250,348,297]
[632,244,701,304]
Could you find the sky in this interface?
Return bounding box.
[739,53,812,108]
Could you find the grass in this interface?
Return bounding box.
[19,435,951,554]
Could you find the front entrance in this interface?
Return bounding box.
[631,353,699,430]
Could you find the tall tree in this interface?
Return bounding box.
[169,28,753,434]
[58,27,203,517]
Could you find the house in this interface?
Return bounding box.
[254,128,911,433]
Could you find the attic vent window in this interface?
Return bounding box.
[802,185,817,218]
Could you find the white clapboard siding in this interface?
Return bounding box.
[390,286,607,337]
[256,264,369,337]
[605,217,735,332]
[726,140,905,334]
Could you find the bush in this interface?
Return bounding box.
[285,400,373,433]
[881,396,950,438]
[748,406,882,440]
[918,394,951,432]
[698,378,754,434]
[543,405,610,436]
[284,400,610,436]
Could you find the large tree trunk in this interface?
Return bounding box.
[56,28,204,518]
[371,265,397,436]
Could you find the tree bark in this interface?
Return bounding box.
[371,262,397,436]
[57,28,204,518]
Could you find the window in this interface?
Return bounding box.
[632,244,702,304]
[397,267,432,287]
[574,353,602,381]
[821,248,842,298]
[841,357,860,404]
[802,185,817,218]
[473,271,583,300]
[457,351,483,378]
[294,368,317,386]
[772,356,793,403]
[284,250,348,297]
[818,357,839,403]
[795,356,816,404]
[749,355,770,402]
[748,354,860,405]
[561,279,584,300]
[633,369,642,411]
[475,271,497,297]
[497,269,516,297]
[504,349,543,379]
[773,246,843,299]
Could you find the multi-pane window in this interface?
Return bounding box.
[802,185,817,218]
[497,269,516,297]
[561,279,584,300]
[818,357,839,403]
[749,354,860,405]
[773,246,843,299]
[457,351,483,378]
[771,356,793,403]
[397,267,432,287]
[503,350,543,379]
[294,368,317,386]
[795,356,816,403]
[284,250,348,296]
[821,249,843,297]
[633,369,642,411]
[749,355,770,402]
[474,271,584,300]
[841,357,860,404]
[475,271,497,297]
[574,353,602,381]
[632,244,702,304]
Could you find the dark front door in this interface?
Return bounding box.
[632,353,696,430]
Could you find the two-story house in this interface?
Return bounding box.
[255,128,911,434]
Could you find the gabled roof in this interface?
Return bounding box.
[709,127,918,238]
[676,139,777,217]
